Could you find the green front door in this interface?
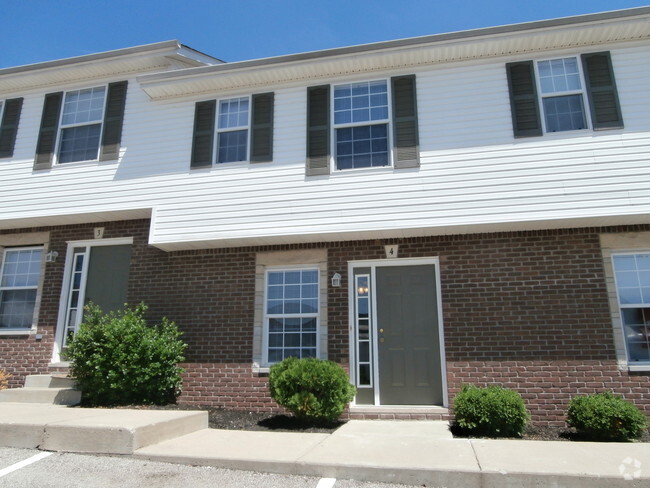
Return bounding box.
[376,265,443,405]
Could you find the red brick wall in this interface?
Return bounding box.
[2,220,650,424]
[446,360,650,425]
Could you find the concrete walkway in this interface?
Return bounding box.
[1,403,649,487]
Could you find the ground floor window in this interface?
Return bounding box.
[612,253,650,363]
[0,247,43,329]
[264,268,319,364]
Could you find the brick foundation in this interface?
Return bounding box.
[2,220,650,425]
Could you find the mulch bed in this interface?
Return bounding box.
[451,422,650,442]
[122,403,344,433]
[116,404,650,441]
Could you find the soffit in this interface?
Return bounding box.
[0,41,220,95]
[138,12,650,100]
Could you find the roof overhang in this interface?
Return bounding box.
[0,41,222,95]
[137,7,650,100]
[0,208,152,231]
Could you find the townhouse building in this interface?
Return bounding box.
[1,7,650,423]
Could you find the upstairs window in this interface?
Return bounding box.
[333,80,389,170]
[190,92,274,168]
[58,86,106,163]
[34,81,128,170]
[537,57,587,132]
[506,51,623,138]
[306,75,419,176]
[0,247,43,330]
[216,97,249,163]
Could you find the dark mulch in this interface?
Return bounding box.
[451,422,650,442]
[123,403,344,433]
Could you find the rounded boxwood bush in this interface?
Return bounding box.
[453,384,530,437]
[269,357,356,423]
[66,303,186,406]
[567,391,648,442]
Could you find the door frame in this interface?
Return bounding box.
[347,257,448,407]
[50,237,133,365]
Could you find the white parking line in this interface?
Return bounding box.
[0,452,53,478]
[316,478,336,488]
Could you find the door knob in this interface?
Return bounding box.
[379,328,384,333]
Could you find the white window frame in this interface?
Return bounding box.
[534,56,591,134]
[262,265,320,366]
[0,246,44,333]
[611,251,650,367]
[54,85,108,165]
[331,78,393,172]
[214,95,251,165]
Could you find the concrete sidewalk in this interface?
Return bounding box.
[1,403,649,487]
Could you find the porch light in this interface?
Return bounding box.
[331,272,341,287]
[45,250,58,263]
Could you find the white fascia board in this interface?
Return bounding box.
[0,41,220,95]
[137,7,650,100]
[149,213,650,252]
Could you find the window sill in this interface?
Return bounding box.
[0,329,34,336]
[627,364,650,372]
[252,365,271,375]
[49,361,70,368]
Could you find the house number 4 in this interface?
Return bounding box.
[384,245,399,258]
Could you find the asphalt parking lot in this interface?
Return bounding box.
[0,448,417,488]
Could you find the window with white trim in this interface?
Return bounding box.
[216,96,250,163]
[0,247,43,329]
[536,57,588,132]
[58,86,107,163]
[333,80,390,170]
[612,253,650,364]
[264,268,319,364]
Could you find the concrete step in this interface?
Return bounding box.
[0,387,81,406]
[24,374,76,389]
[0,404,209,455]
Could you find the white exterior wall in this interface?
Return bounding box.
[1,42,649,250]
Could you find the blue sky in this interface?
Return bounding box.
[1,1,647,68]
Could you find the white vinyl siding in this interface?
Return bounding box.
[0,44,648,250]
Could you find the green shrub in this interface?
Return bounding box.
[269,357,356,423]
[567,391,648,442]
[67,303,186,406]
[453,384,530,437]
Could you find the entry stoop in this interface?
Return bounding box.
[0,374,81,406]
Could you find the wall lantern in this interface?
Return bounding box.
[331,272,342,287]
[45,250,58,263]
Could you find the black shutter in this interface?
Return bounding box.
[391,75,420,169]
[306,85,330,176]
[506,61,542,138]
[99,81,128,161]
[250,92,274,163]
[0,97,23,158]
[34,92,63,170]
[190,100,216,169]
[581,52,623,130]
